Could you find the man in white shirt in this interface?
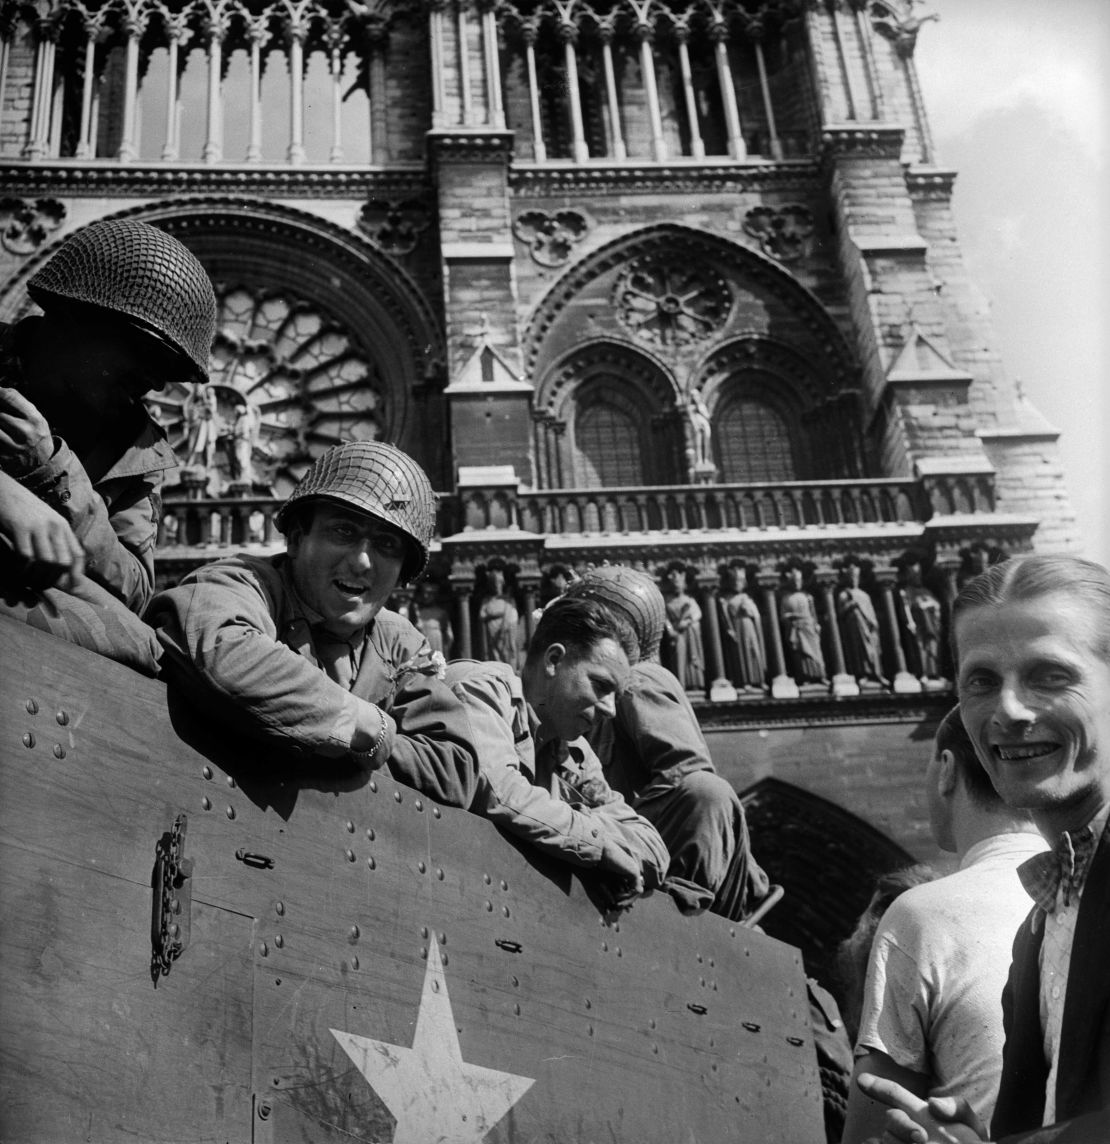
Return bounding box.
[859,554,1110,1144]
[842,706,1045,1143]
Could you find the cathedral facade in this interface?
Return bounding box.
[0,0,1079,962]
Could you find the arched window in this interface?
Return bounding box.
[575,399,643,486]
[716,398,797,483]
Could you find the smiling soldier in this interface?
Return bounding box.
[858,554,1110,1144]
[147,440,478,808]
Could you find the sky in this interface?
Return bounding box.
[913,0,1109,567]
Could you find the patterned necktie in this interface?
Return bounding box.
[1018,825,1099,915]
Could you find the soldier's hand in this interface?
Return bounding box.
[599,841,644,898]
[0,387,54,474]
[0,471,84,590]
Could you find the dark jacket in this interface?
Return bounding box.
[992,820,1110,1144]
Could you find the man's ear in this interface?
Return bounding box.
[286,525,304,557]
[937,749,958,796]
[543,642,566,675]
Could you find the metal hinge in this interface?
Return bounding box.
[150,813,194,985]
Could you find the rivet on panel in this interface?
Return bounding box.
[501,906,510,918]
[485,900,493,911]
[56,710,69,726]
[438,932,446,945]
[52,743,66,759]
[432,806,441,818]
[514,1003,521,1016]
[511,976,519,988]
[417,860,426,874]
[202,765,213,780]
[420,946,428,959]
[649,1018,657,1029]
[226,775,236,788]
[442,953,448,966]
[349,925,360,941]
[201,796,211,810]
[345,820,355,833]
[652,1044,659,1054]
[367,856,376,870]
[225,806,236,820]
[587,1024,594,1037]
[415,799,424,812]
[601,941,609,952]
[421,926,429,939]
[393,790,403,803]
[369,779,378,793]
[584,998,592,1010]
[345,849,356,862]
[25,699,38,715]
[22,732,35,749]
[259,942,269,957]
[351,956,360,970]
[366,827,375,841]
[274,934,284,949]
[436,867,444,880]
[275,901,285,916]
[483,873,492,885]
[500,879,509,891]
[616,947,622,957]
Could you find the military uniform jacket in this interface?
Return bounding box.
[147,553,479,808]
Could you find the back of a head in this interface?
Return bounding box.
[951,554,1110,662]
[27,219,217,383]
[564,565,666,661]
[275,440,436,583]
[934,704,1007,811]
[528,594,638,666]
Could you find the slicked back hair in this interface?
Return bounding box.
[935,704,1015,811]
[951,554,1110,664]
[526,595,639,668]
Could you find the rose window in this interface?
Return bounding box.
[613,258,731,347]
[147,284,386,500]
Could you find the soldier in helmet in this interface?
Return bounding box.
[0,218,217,672]
[568,565,770,922]
[147,440,478,808]
[446,595,669,913]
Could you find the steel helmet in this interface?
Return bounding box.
[27,219,217,382]
[565,564,666,661]
[275,441,437,582]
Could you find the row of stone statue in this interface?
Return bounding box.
[390,546,1007,698]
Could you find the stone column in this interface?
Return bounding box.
[874,567,921,694]
[815,569,858,697]
[201,14,224,163]
[521,18,546,161]
[758,571,797,699]
[699,574,736,702]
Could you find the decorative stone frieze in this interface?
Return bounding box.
[820,124,906,160]
[512,208,589,267]
[0,195,65,254]
[742,204,815,262]
[509,161,822,198]
[357,197,432,255]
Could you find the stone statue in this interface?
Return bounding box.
[181,382,219,474]
[226,395,262,486]
[478,560,523,670]
[779,565,828,685]
[719,562,766,691]
[836,559,886,685]
[661,561,705,691]
[685,391,713,473]
[898,559,944,679]
[414,579,454,659]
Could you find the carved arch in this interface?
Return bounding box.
[523,222,858,391]
[0,199,446,479]
[740,777,915,974]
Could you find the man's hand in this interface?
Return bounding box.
[0,470,84,590]
[856,1074,989,1144]
[597,840,644,910]
[0,387,54,474]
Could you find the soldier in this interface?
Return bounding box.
[570,565,771,922]
[447,595,669,911]
[147,440,479,808]
[0,218,217,672]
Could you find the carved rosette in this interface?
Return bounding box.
[743,205,815,262]
[0,197,66,255]
[512,208,589,267]
[148,282,386,498]
[357,198,431,256]
[613,257,731,347]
